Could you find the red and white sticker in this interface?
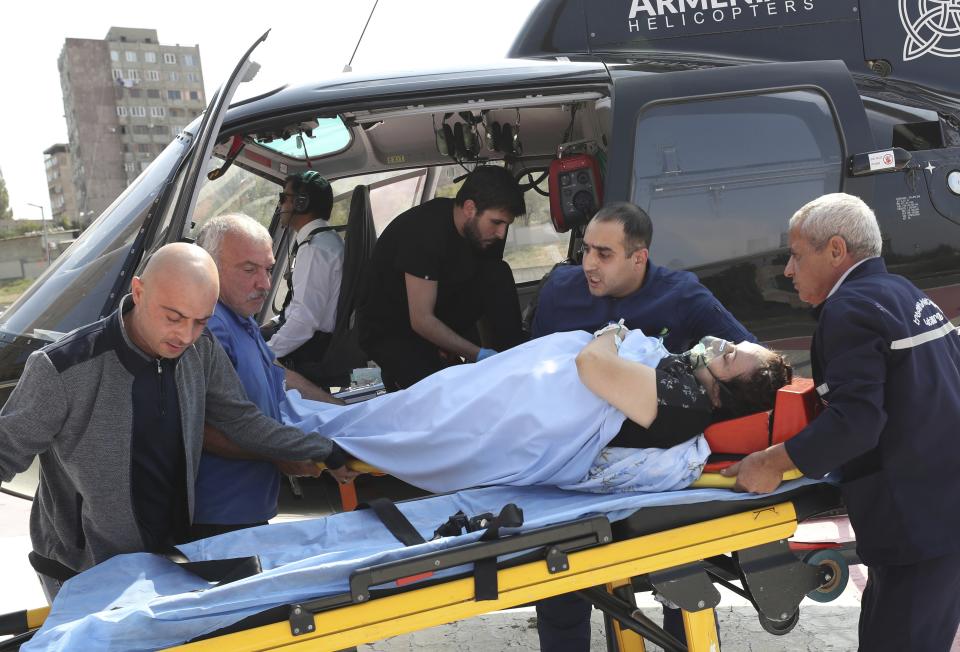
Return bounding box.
[868,150,896,171]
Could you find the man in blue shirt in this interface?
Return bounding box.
[532,202,754,651]
[192,214,349,540]
[531,202,754,351]
[726,193,960,651]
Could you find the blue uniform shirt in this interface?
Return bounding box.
[785,257,960,565]
[531,262,755,352]
[194,302,286,524]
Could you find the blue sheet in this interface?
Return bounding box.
[24,479,822,652]
[284,331,708,493]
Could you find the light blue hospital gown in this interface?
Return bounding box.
[283,331,709,493]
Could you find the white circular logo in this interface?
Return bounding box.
[947,170,960,195]
[899,0,960,60]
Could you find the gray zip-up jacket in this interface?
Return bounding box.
[0,298,340,573]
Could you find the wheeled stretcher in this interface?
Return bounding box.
[0,380,856,651]
[178,485,852,652]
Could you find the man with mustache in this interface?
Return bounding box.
[193,215,346,540]
[358,165,528,390]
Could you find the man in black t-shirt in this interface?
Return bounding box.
[357,166,527,390]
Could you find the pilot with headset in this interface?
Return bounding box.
[264,171,345,386]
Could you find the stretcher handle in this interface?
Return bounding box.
[691,469,803,489]
[0,606,49,636]
[315,460,385,476]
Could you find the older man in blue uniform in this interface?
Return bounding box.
[532,202,755,651]
[726,193,960,651]
[192,214,350,540]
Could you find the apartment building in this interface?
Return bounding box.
[42,144,80,226]
[57,27,206,223]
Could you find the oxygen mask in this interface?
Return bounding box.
[685,336,731,370]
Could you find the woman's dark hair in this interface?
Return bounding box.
[714,351,793,419]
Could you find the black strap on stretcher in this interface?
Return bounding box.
[434,503,524,600]
[28,549,262,588]
[359,498,428,547]
[359,498,524,600]
[184,514,612,642]
[433,504,525,541]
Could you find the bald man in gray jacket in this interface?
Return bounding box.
[0,243,351,601]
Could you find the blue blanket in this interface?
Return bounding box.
[23,480,821,651]
[284,330,707,493]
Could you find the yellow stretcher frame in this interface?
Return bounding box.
[165,499,804,652]
[324,460,803,510]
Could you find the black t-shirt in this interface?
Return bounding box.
[358,197,483,341]
[608,354,714,449]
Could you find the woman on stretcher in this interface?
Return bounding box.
[285,326,792,493]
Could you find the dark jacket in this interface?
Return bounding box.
[531,262,755,352]
[785,257,960,565]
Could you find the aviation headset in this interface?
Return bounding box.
[483,110,522,156]
[290,170,331,214]
[435,113,481,160]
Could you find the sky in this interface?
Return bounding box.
[0,0,540,220]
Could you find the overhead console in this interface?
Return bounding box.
[219,90,609,190]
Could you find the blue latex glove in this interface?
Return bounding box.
[476,347,498,362]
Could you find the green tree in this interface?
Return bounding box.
[0,175,12,220]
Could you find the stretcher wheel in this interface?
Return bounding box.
[803,549,849,603]
[758,609,799,635]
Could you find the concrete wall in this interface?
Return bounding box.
[0,231,76,280]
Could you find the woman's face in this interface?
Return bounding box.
[705,341,772,381]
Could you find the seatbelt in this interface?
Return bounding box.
[432,504,524,541]
[478,504,524,541]
[361,498,524,601]
[433,510,470,539]
[358,497,426,547]
[278,225,337,323]
[163,552,263,586]
[28,550,262,588]
[466,504,524,600]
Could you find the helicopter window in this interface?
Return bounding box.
[256,117,353,161]
[330,169,429,235]
[0,139,191,341]
[188,161,279,239]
